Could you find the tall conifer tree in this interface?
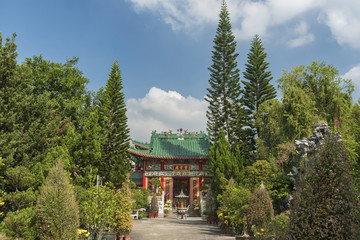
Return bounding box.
[242,34,276,114]
[100,60,130,185]
[242,35,275,142]
[206,1,245,147]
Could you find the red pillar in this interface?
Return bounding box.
[143,161,147,188]
[199,161,203,190]
[161,161,165,190]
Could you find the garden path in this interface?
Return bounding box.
[130,216,234,240]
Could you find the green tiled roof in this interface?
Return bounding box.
[128,131,210,159]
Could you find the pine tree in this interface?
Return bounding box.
[208,131,245,200]
[206,1,245,147]
[242,34,276,137]
[100,60,130,184]
[288,135,357,239]
[36,160,79,240]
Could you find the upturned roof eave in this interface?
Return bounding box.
[127,149,208,160]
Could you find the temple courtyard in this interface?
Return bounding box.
[130,217,234,240]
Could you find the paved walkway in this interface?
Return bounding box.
[130,216,234,240]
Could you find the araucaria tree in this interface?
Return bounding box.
[206,0,245,147]
[288,135,357,239]
[242,34,276,137]
[100,60,130,184]
[36,160,79,240]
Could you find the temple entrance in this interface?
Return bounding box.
[173,178,190,207]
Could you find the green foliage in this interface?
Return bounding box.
[5,166,35,191]
[131,188,150,210]
[217,179,251,235]
[267,211,289,240]
[288,136,357,239]
[150,194,159,213]
[114,183,133,235]
[149,178,162,191]
[36,160,79,240]
[255,99,287,159]
[277,61,353,140]
[6,188,36,212]
[62,110,102,188]
[99,60,130,185]
[22,55,89,124]
[245,160,272,192]
[242,34,276,150]
[81,183,133,239]
[242,34,276,114]
[206,1,246,147]
[2,207,36,240]
[247,185,274,233]
[2,166,37,239]
[81,184,116,240]
[208,131,245,199]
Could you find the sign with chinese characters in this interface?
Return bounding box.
[144,171,211,177]
[173,165,190,171]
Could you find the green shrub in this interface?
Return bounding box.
[217,179,251,235]
[288,136,358,239]
[131,187,149,210]
[247,184,274,234]
[36,160,79,240]
[150,194,159,213]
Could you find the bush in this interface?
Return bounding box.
[131,187,149,210]
[266,211,289,239]
[247,184,274,235]
[150,194,159,213]
[217,179,251,235]
[288,136,358,239]
[36,160,79,240]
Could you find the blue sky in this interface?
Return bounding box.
[1,0,360,142]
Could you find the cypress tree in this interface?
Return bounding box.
[100,60,130,185]
[36,160,79,240]
[206,0,245,147]
[242,34,276,137]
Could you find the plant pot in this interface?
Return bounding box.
[118,235,131,240]
[149,212,158,218]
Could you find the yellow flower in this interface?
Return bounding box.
[261,228,265,232]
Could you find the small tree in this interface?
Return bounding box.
[150,194,159,213]
[247,183,274,235]
[131,187,150,210]
[217,179,251,235]
[114,183,133,236]
[288,136,357,239]
[36,160,79,240]
[149,178,162,193]
[81,184,117,240]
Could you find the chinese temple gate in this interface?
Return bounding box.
[128,130,211,205]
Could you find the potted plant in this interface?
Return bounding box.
[164,209,169,218]
[149,194,159,218]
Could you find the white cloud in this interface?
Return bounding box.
[127,0,360,50]
[287,21,315,48]
[319,0,360,49]
[127,87,208,142]
[343,65,360,101]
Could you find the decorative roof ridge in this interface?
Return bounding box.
[150,130,209,140]
[130,140,150,150]
[127,149,208,160]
